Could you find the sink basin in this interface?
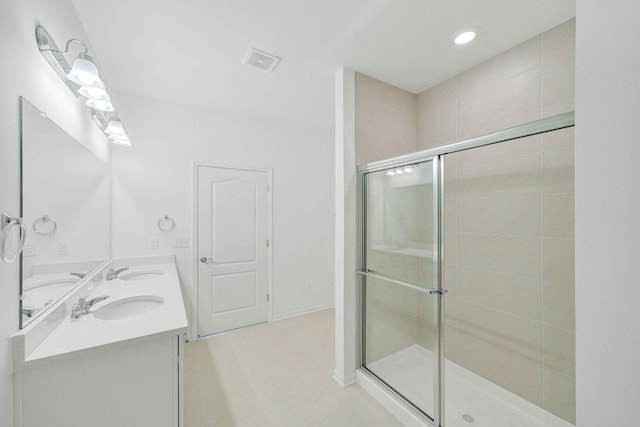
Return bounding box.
[93,295,164,320]
[119,270,164,282]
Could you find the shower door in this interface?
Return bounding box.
[358,115,575,427]
[360,158,444,424]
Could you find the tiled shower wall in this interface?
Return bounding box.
[416,19,575,148]
[356,73,418,164]
[442,128,575,423]
[357,18,575,424]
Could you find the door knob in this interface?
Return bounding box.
[200,257,214,264]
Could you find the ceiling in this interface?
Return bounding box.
[71,0,575,133]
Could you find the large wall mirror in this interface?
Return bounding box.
[20,97,110,327]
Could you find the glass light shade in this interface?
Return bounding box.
[78,85,109,100]
[67,54,101,86]
[86,97,114,112]
[105,120,125,136]
[111,139,131,147]
[109,131,128,141]
[110,134,131,146]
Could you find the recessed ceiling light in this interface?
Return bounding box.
[454,31,476,45]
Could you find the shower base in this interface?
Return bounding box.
[367,345,573,427]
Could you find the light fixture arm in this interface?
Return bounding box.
[41,38,89,55]
[36,25,78,92]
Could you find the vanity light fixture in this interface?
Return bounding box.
[66,51,102,86]
[85,96,115,112]
[77,85,108,99]
[454,30,477,45]
[105,119,126,136]
[36,25,131,146]
[111,135,132,147]
[91,113,131,146]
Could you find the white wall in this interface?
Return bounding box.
[110,92,334,326]
[575,1,640,425]
[0,1,109,425]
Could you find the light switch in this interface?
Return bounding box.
[173,237,190,248]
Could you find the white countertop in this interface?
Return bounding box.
[21,261,188,363]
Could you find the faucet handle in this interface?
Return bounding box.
[69,272,87,279]
[106,267,129,280]
[87,295,109,307]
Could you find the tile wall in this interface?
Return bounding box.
[355,73,418,164]
[357,18,575,424]
[443,127,575,423]
[416,19,575,148]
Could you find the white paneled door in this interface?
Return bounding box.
[196,166,270,336]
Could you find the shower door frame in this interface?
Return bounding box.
[358,155,443,425]
[356,111,575,427]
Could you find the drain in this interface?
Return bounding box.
[462,413,475,423]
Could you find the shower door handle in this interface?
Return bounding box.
[200,257,214,264]
[428,288,447,295]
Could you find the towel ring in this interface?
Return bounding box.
[158,215,175,232]
[33,215,57,236]
[1,213,27,263]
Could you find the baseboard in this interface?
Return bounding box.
[332,369,357,387]
[272,303,334,321]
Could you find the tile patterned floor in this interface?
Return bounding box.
[184,308,402,426]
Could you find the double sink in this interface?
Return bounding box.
[85,269,165,321]
[13,257,188,367]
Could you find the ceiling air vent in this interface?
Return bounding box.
[243,47,281,72]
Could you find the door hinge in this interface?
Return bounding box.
[267,184,271,192]
[267,239,270,247]
[267,293,270,302]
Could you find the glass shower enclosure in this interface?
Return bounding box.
[358,113,576,427]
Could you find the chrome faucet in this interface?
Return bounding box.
[69,272,88,279]
[71,295,109,319]
[21,299,53,318]
[21,305,40,318]
[106,267,129,281]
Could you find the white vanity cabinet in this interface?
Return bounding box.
[12,258,188,427]
[15,334,183,427]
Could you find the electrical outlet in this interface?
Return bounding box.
[173,237,190,248]
[23,244,37,257]
[57,242,68,255]
[150,238,159,250]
